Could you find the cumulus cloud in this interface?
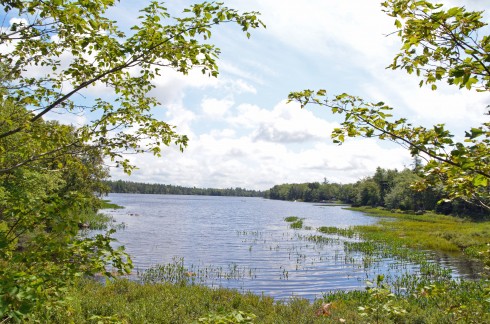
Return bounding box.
[111,95,412,190]
[228,100,337,143]
[201,97,234,119]
[111,131,411,190]
[65,0,487,189]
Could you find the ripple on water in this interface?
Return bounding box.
[103,193,478,301]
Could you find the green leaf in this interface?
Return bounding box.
[473,174,488,187]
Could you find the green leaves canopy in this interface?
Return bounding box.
[0,0,264,173]
[0,0,264,320]
[382,0,490,91]
[289,0,489,211]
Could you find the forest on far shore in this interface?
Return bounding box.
[106,164,489,220]
[105,180,264,197]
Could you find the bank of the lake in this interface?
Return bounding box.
[37,273,489,323]
[346,206,490,272]
[36,197,490,323]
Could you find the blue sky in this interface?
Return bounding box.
[48,1,490,189]
[104,0,490,190]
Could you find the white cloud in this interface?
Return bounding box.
[201,97,234,119]
[24,0,484,190]
[111,131,411,190]
[229,100,338,143]
[220,61,265,85]
[111,95,413,190]
[361,69,490,135]
[246,0,398,65]
[163,103,197,138]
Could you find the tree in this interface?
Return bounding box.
[0,0,264,173]
[355,179,381,207]
[0,108,130,321]
[288,0,489,212]
[384,169,419,210]
[0,0,264,320]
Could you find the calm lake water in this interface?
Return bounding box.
[103,193,480,300]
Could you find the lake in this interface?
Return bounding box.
[103,193,479,300]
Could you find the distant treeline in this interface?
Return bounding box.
[106,167,488,219]
[265,167,489,219]
[105,180,264,197]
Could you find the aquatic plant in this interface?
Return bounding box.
[289,219,303,229]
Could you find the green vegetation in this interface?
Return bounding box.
[0,0,263,321]
[32,270,489,323]
[268,167,489,219]
[318,226,357,238]
[100,199,124,210]
[284,216,300,222]
[0,110,131,321]
[30,201,490,323]
[141,258,257,285]
[289,220,304,229]
[289,0,490,213]
[105,180,264,197]
[34,279,329,323]
[3,0,490,322]
[78,209,115,231]
[348,207,490,265]
[284,216,304,229]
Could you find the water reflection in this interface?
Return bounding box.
[103,193,480,300]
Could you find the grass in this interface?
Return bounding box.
[284,216,304,229]
[34,276,489,323]
[36,279,329,323]
[347,207,490,263]
[31,208,490,323]
[284,216,299,222]
[76,209,114,230]
[100,199,124,209]
[318,226,358,238]
[75,199,124,230]
[289,219,303,229]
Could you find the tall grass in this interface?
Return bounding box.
[31,207,490,323]
[348,207,490,264]
[35,277,489,323]
[99,199,124,209]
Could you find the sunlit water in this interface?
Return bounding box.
[102,193,480,300]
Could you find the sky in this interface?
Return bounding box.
[34,1,490,190]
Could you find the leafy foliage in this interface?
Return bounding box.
[382,0,490,91]
[105,180,264,197]
[33,274,490,323]
[198,310,257,324]
[288,0,490,211]
[0,0,264,173]
[0,112,131,321]
[268,167,487,218]
[358,275,407,323]
[0,0,264,321]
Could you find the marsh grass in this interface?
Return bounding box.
[77,209,114,230]
[284,216,299,222]
[33,208,490,323]
[100,199,124,209]
[348,207,490,264]
[284,216,304,229]
[140,257,257,286]
[35,277,489,323]
[36,279,332,323]
[318,226,358,238]
[289,219,303,229]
